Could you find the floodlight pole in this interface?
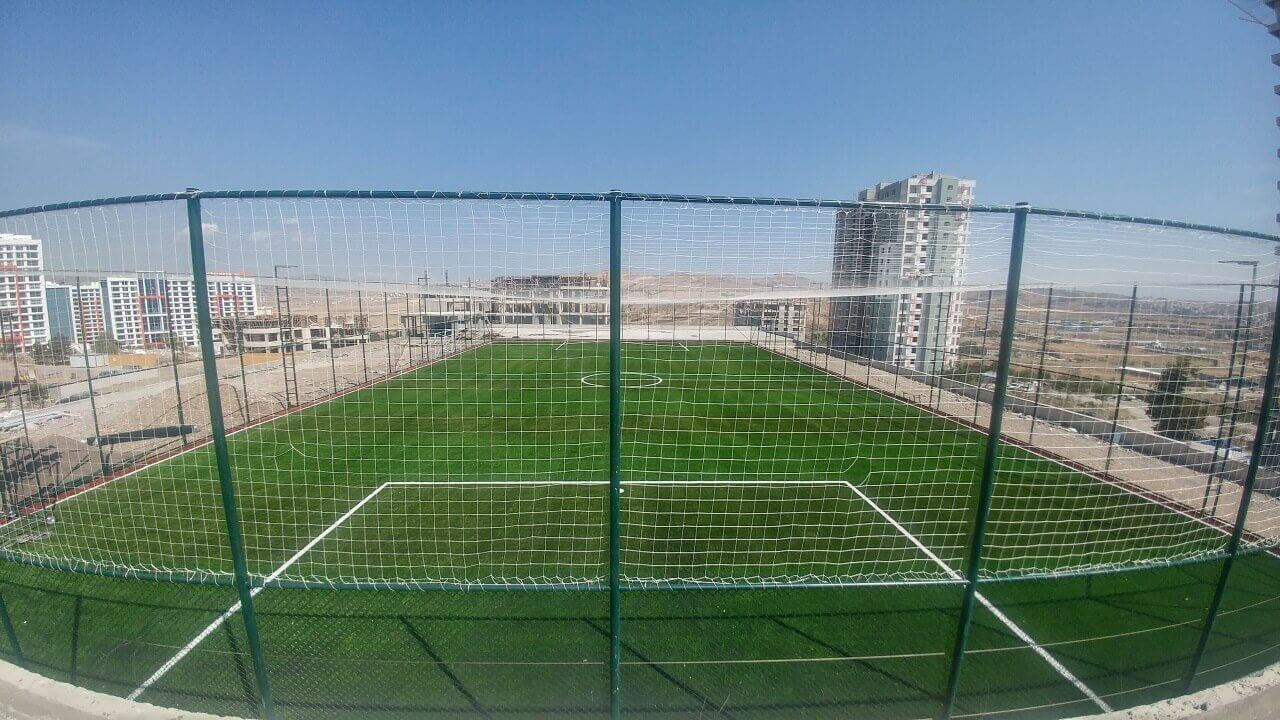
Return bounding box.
[939,203,1029,720]
[186,193,277,720]
[1182,276,1280,693]
[607,191,623,720]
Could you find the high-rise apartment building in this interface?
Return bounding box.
[0,234,49,349]
[92,274,259,350]
[207,273,260,319]
[45,282,105,345]
[829,172,974,374]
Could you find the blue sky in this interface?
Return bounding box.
[0,1,1277,234]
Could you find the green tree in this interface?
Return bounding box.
[1147,357,1208,440]
[92,334,121,354]
[31,337,73,365]
[24,381,49,402]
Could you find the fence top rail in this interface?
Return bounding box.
[1,188,1276,242]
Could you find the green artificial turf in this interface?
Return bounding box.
[0,340,1276,719]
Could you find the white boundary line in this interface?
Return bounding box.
[841,481,1112,713]
[35,339,488,516]
[754,343,1243,547]
[130,477,1110,710]
[128,482,393,700]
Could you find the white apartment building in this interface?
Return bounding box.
[45,282,105,345]
[830,172,975,374]
[138,275,199,347]
[100,277,142,348]
[0,234,49,349]
[732,300,807,337]
[207,273,260,319]
[91,274,259,350]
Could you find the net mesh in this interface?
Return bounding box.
[0,193,1278,720]
[0,196,1274,590]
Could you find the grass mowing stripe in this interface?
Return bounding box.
[399,616,490,719]
[584,618,737,720]
[767,615,954,711]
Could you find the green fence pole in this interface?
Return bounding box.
[383,292,392,376]
[608,192,623,720]
[1105,285,1139,476]
[3,313,52,515]
[358,291,370,384]
[939,203,1030,720]
[186,194,277,720]
[162,273,190,446]
[1028,285,1053,442]
[0,590,24,669]
[1202,284,1245,511]
[1181,278,1280,693]
[74,277,110,478]
[325,289,338,392]
[1211,274,1258,518]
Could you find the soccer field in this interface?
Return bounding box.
[1,341,1278,719]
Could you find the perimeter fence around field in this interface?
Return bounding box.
[0,190,1277,720]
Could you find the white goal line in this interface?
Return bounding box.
[132,477,1107,711]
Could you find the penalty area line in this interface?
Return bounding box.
[127,482,391,701]
[842,481,1113,714]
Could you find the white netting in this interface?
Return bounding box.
[0,193,1275,587]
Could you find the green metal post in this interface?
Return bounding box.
[384,292,392,376]
[939,203,1030,720]
[973,290,993,424]
[325,289,338,392]
[1105,285,1139,476]
[608,192,623,720]
[3,313,51,515]
[358,291,370,384]
[161,274,190,445]
[0,590,24,668]
[1181,278,1280,693]
[1028,285,1053,442]
[1211,271,1258,517]
[74,277,110,478]
[1202,284,1245,511]
[186,194,277,720]
[236,311,250,422]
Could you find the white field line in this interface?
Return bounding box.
[131,476,1109,708]
[756,343,1240,547]
[39,339,486,515]
[128,482,393,700]
[840,481,1112,713]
